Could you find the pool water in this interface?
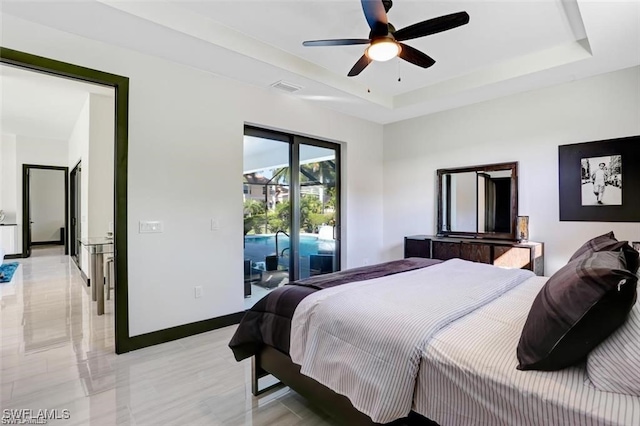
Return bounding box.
[244,234,335,267]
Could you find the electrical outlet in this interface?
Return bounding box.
[194,286,203,299]
[363,258,370,266]
[139,221,163,233]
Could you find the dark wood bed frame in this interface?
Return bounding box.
[252,345,439,426]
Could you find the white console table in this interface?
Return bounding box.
[0,224,19,255]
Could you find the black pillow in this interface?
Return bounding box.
[569,231,622,261]
[569,231,639,273]
[622,244,640,274]
[517,250,638,371]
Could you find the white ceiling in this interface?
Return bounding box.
[0,64,114,140]
[2,1,639,124]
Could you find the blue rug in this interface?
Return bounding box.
[0,262,19,283]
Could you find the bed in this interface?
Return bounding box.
[229,246,640,425]
[415,277,640,425]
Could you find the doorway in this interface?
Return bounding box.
[22,165,69,258]
[1,47,130,353]
[243,126,341,307]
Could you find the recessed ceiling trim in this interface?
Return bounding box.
[395,38,593,108]
[561,0,588,40]
[98,0,593,113]
[98,0,393,109]
[8,0,630,123]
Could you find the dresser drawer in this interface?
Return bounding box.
[404,237,431,258]
[493,246,531,269]
[432,241,461,260]
[461,243,491,264]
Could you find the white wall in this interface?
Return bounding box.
[30,168,65,242]
[68,95,89,169]
[383,66,640,275]
[67,95,90,272]
[0,138,3,208]
[0,134,18,255]
[66,93,114,275]
[1,14,385,337]
[87,94,114,238]
[0,134,18,224]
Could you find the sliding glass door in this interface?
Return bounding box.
[243,127,340,307]
[243,132,291,302]
[297,142,340,279]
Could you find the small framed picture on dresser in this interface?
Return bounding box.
[559,135,640,222]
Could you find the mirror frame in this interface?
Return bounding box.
[436,161,518,240]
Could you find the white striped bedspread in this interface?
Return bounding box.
[416,277,640,426]
[290,259,534,424]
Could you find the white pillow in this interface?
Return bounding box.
[587,298,640,396]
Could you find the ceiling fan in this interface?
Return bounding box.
[302,0,470,77]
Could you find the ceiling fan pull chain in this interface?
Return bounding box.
[397,57,402,82]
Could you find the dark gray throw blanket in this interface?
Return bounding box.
[228,257,442,361]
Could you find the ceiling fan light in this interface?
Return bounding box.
[366,40,400,62]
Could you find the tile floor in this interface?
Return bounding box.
[0,246,336,425]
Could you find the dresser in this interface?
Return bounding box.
[404,235,544,276]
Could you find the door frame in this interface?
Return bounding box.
[22,164,69,257]
[1,47,131,354]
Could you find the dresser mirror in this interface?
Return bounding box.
[437,161,518,240]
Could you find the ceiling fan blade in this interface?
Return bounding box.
[394,11,470,42]
[398,43,436,68]
[361,0,388,37]
[303,39,371,47]
[348,54,372,77]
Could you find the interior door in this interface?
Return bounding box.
[23,166,32,258]
[70,163,81,264]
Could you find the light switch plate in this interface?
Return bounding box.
[211,218,219,231]
[139,220,163,233]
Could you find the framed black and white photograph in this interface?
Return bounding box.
[580,155,621,206]
[559,135,640,222]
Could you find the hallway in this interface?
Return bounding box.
[1,246,116,422]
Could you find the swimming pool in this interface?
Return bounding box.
[244,234,334,265]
